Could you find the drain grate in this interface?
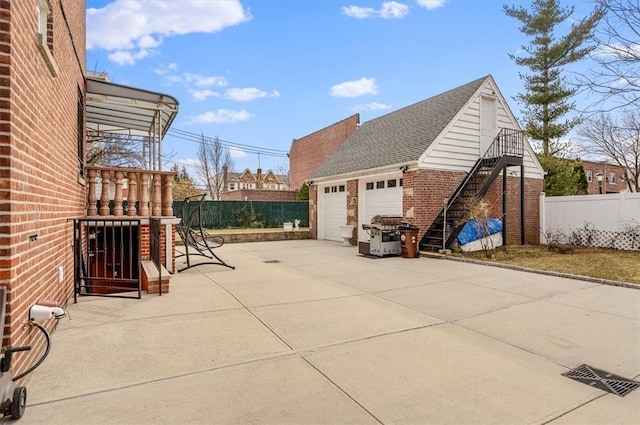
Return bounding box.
[563,364,640,397]
[263,260,281,264]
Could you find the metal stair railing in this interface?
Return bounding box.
[419,128,525,251]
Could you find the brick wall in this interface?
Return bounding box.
[403,169,463,239]
[220,189,298,201]
[309,185,317,239]
[484,175,543,244]
[289,114,360,190]
[346,179,358,245]
[311,169,542,246]
[581,160,628,194]
[0,0,86,371]
[403,168,542,246]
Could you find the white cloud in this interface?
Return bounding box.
[342,5,377,19]
[380,2,410,18]
[343,2,409,19]
[330,77,378,97]
[228,147,247,159]
[138,35,162,49]
[224,88,280,101]
[191,89,220,101]
[87,0,252,64]
[162,72,228,88]
[154,63,178,75]
[108,51,135,66]
[415,0,446,10]
[183,73,228,87]
[352,102,392,111]
[189,109,254,124]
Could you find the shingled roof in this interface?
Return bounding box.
[310,75,489,179]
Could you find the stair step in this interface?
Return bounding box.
[421,244,443,251]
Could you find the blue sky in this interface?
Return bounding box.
[86,0,600,177]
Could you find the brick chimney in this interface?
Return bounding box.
[223,165,228,191]
[256,168,263,189]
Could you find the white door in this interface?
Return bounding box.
[318,183,347,242]
[480,96,497,156]
[359,177,403,242]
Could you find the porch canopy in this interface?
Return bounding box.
[85,76,179,170]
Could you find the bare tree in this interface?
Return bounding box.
[275,162,290,188]
[579,0,640,111]
[197,134,234,200]
[87,131,175,168]
[577,112,640,192]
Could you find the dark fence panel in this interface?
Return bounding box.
[173,200,309,229]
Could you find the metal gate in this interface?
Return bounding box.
[73,218,142,301]
[149,217,163,296]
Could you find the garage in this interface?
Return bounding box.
[318,183,347,242]
[358,176,403,242]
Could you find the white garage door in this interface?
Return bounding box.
[318,183,347,242]
[359,177,403,242]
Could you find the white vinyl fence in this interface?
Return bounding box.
[540,192,640,251]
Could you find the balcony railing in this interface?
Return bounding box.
[86,166,175,218]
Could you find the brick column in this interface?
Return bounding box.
[346,179,359,245]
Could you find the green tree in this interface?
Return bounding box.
[296,183,309,201]
[504,0,602,155]
[572,159,589,195]
[537,155,588,196]
[171,164,202,200]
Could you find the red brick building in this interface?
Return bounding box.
[0,1,180,380]
[307,76,544,250]
[580,159,629,194]
[288,114,360,190]
[0,0,87,362]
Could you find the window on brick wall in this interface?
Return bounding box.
[608,172,616,184]
[77,87,85,181]
[586,170,592,183]
[36,0,58,76]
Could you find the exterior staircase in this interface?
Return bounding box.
[419,128,526,252]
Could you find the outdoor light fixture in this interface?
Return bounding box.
[595,172,604,194]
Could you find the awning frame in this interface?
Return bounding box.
[85,77,179,170]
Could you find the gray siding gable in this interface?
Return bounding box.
[310,76,489,179]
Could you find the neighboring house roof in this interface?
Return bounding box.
[225,169,288,183]
[310,76,488,179]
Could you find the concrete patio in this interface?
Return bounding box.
[18,240,640,424]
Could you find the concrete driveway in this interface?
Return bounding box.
[17,240,640,424]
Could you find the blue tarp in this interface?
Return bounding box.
[457,218,503,245]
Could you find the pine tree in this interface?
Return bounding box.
[504,0,602,155]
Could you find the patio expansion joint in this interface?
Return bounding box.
[27,323,446,409]
[540,393,609,425]
[451,319,592,377]
[52,306,249,331]
[301,357,385,425]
